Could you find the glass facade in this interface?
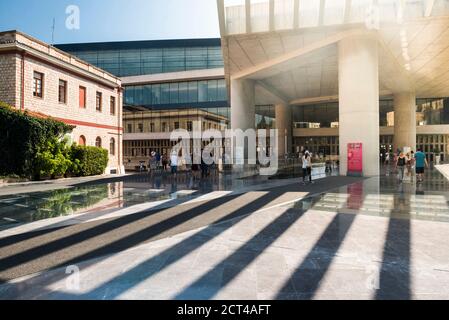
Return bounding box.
[291,98,449,129]
[292,102,339,128]
[256,105,276,129]
[124,79,228,107]
[60,45,224,77]
[294,135,449,158]
[124,108,230,134]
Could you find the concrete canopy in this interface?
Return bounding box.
[217,0,449,105]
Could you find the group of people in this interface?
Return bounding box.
[144,150,212,179]
[392,148,428,183]
[141,151,170,173]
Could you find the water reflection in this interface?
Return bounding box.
[289,169,449,223]
[0,171,274,229]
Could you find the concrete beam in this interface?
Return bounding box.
[377,34,414,93]
[231,28,370,81]
[289,90,393,106]
[256,80,289,105]
[121,68,225,86]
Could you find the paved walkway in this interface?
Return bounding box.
[0,176,360,283]
[0,169,448,300]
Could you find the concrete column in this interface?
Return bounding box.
[231,78,255,164]
[231,78,255,131]
[339,35,380,176]
[275,103,292,157]
[394,92,416,153]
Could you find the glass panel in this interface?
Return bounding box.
[378,0,398,23]
[161,83,170,104]
[186,47,208,70]
[217,79,228,101]
[299,0,320,27]
[124,86,135,105]
[152,84,161,105]
[97,50,120,75]
[119,49,141,76]
[134,86,143,106]
[225,0,246,35]
[431,0,449,17]
[274,0,294,30]
[188,81,198,103]
[74,51,98,65]
[143,85,152,106]
[163,48,185,73]
[169,82,179,104]
[208,80,218,102]
[324,0,346,26]
[198,81,208,102]
[207,47,224,69]
[403,0,424,19]
[179,82,189,103]
[251,0,270,32]
[349,0,372,23]
[141,48,163,74]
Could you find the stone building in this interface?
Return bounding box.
[0,30,124,174]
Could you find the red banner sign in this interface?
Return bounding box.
[347,143,363,176]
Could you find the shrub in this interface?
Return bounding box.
[34,137,72,179]
[0,101,109,179]
[69,145,109,177]
[0,101,73,177]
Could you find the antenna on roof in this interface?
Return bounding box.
[51,18,56,44]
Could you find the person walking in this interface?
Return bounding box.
[155,151,161,171]
[302,151,312,185]
[170,150,178,177]
[408,151,416,181]
[201,152,209,178]
[307,152,314,184]
[396,152,407,182]
[414,148,428,183]
[162,153,168,172]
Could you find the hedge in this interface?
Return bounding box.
[69,145,109,177]
[0,102,73,177]
[0,101,109,180]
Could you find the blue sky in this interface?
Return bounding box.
[0,0,220,44]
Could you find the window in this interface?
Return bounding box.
[174,122,180,130]
[162,122,167,132]
[150,123,155,132]
[96,92,102,112]
[187,121,193,132]
[138,123,143,133]
[79,135,86,146]
[79,86,86,108]
[58,80,67,104]
[33,71,44,98]
[95,137,102,148]
[110,96,116,115]
[127,123,133,133]
[110,138,115,155]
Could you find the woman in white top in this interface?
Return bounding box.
[302,152,312,184]
[170,151,178,175]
